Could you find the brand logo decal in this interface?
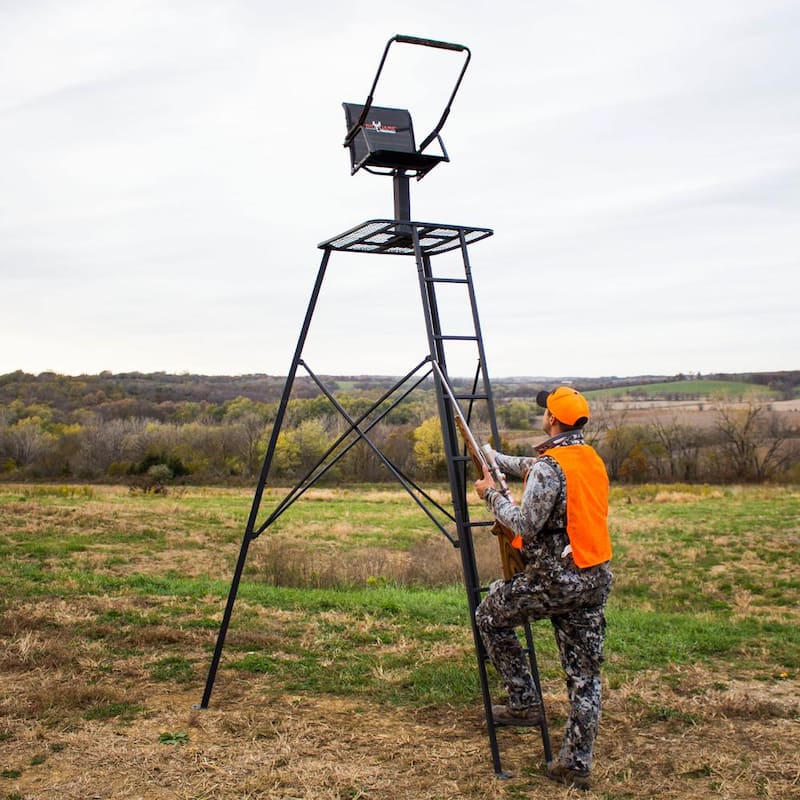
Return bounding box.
[366,120,397,134]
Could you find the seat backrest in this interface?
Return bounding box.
[343,103,417,166]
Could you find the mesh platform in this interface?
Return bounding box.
[319,219,493,256]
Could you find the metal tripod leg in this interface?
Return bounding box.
[197,249,332,710]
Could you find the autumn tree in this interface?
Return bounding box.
[648,416,704,482]
[712,402,799,482]
[499,400,534,430]
[71,417,149,478]
[222,397,272,476]
[412,417,447,480]
[272,419,332,480]
[2,417,55,471]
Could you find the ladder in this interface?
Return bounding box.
[197,216,551,776]
[407,220,553,776]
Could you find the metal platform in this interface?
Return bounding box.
[319,219,493,256]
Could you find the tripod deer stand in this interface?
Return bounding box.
[197,34,551,777]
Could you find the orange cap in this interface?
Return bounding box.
[536,386,590,427]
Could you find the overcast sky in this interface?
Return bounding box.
[1,0,798,380]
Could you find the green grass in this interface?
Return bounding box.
[587,379,776,400]
[608,609,799,673]
[83,701,144,722]
[0,483,798,714]
[150,656,196,683]
[263,493,444,550]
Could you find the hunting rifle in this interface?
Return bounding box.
[432,365,525,579]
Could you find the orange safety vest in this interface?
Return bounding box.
[542,444,612,568]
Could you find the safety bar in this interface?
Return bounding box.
[394,34,467,51]
[343,34,471,153]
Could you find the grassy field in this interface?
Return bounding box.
[586,380,777,401]
[0,482,798,799]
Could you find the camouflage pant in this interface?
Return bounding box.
[475,562,612,773]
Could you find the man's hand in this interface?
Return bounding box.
[474,463,494,499]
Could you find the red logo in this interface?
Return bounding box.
[366,120,397,134]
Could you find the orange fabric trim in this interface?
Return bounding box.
[543,445,611,568]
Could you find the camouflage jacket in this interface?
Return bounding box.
[484,430,596,570]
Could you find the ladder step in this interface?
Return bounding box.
[425,276,470,285]
[434,334,479,342]
[454,393,489,401]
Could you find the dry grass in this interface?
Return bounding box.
[2,667,798,799]
[248,531,505,589]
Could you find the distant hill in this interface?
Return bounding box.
[1,369,797,414]
[587,379,788,401]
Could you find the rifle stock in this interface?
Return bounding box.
[453,412,525,579]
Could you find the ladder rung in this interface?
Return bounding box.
[455,393,489,401]
[425,276,469,284]
[434,334,478,342]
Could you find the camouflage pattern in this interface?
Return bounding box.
[475,430,612,773]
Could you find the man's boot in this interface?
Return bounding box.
[545,761,591,791]
[491,703,542,727]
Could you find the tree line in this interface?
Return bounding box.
[584,400,799,484]
[1,375,798,486]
